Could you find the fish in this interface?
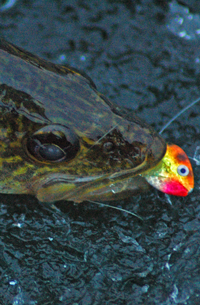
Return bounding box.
[0,38,194,203]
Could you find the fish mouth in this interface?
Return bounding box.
[34,173,110,202]
[33,167,145,203]
[34,157,150,203]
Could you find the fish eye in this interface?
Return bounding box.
[177,165,190,176]
[26,125,80,163]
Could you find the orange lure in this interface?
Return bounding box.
[142,144,194,196]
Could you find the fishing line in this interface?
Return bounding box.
[87,200,143,220]
[159,97,200,134]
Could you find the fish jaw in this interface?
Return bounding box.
[142,144,194,196]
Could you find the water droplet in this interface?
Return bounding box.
[175,16,184,25]
[141,285,149,293]
[58,54,66,63]
[167,2,200,41]
[9,280,17,286]
[80,55,86,62]
[111,273,122,282]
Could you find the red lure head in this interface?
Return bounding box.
[143,144,194,196]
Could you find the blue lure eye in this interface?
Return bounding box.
[177,165,189,176]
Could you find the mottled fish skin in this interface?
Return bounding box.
[0,38,166,202]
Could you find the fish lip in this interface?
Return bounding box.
[34,173,112,202]
[34,173,107,198]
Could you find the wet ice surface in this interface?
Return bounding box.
[167,1,200,40]
[0,0,200,304]
[1,193,200,305]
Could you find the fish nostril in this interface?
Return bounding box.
[103,141,114,153]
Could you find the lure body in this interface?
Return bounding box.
[0,38,194,202]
